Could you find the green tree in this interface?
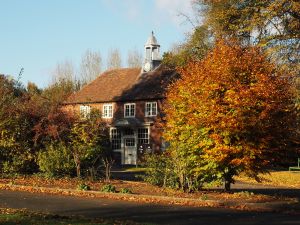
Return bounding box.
[37,142,75,177]
[164,40,297,191]
[195,0,299,73]
[70,110,108,178]
[163,25,213,68]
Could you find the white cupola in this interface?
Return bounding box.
[143,31,161,72]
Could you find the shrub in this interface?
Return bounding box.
[101,184,116,193]
[142,153,179,189]
[142,152,206,192]
[119,188,132,194]
[37,143,75,177]
[77,183,91,191]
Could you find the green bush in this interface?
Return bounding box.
[100,184,116,193]
[77,183,91,191]
[0,146,38,176]
[119,187,132,194]
[37,143,75,177]
[143,152,207,192]
[142,153,179,189]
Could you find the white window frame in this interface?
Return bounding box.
[110,128,121,150]
[103,104,113,118]
[124,103,136,118]
[79,105,91,118]
[145,102,157,117]
[138,127,150,145]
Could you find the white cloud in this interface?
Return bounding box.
[100,0,196,32]
[100,0,142,21]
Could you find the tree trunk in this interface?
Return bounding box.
[224,179,231,192]
[73,153,81,178]
[223,168,234,192]
[103,158,114,182]
[76,163,81,178]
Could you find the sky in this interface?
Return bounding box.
[0,0,195,88]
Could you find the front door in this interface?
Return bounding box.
[124,137,136,165]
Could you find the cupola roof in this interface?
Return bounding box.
[145,31,160,46]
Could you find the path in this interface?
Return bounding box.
[0,190,299,225]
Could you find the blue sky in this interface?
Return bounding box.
[0,0,194,88]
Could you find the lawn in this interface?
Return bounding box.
[0,174,286,205]
[0,169,298,209]
[0,208,139,225]
[119,166,300,189]
[236,171,300,188]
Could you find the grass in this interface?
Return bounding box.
[0,208,139,225]
[236,171,300,188]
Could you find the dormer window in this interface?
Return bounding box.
[80,105,91,118]
[145,102,157,117]
[124,103,135,118]
[103,104,113,118]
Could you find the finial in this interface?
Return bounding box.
[152,31,154,36]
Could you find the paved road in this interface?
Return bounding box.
[0,190,299,225]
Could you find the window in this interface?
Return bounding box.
[145,102,157,117]
[111,128,121,150]
[80,105,91,118]
[125,138,135,147]
[124,103,135,118]
[138,128,149,145]
[103,104,113,118]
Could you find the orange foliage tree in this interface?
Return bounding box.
[164,40,297,191]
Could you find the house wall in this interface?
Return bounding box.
[63,99,164,153]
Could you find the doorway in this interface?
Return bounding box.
[124,137,136,165]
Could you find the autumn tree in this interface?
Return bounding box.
[45,60,81,107]
[34,108,76,177]
[193,0,300,163]
[106,48,122,70]
[50,60,76,85]
[193,1,299,117]
[164,40,297,191]
[127,48,142,68]
[0,75,40,174]
[79,49,102,85]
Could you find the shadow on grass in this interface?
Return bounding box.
[111,166,145,181]
[230,187,300,199]
[0,209,133,225]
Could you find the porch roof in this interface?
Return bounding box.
[112,118,144,127]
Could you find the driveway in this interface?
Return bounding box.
[0,189,299,225]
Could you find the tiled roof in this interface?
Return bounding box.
[65,66,177,104]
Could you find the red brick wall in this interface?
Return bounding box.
[63,99,164,150]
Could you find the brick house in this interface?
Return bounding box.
[64,33,177,165]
